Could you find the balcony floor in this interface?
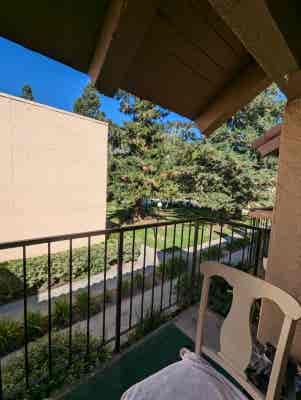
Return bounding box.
[63,323,193,400]
[61,305,223,400]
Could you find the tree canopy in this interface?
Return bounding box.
[73,83,106,120]
[21,84,34,101]
[73,82,283,221]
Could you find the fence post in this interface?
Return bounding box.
[191,222,199,303]
[115,230,124,353]
[254,228,264,277]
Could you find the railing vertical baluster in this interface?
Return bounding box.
[190,222,199,303]
[218,223,223,262]
[115,230,124,353]
[169,224,177,306]
[208,223,213,256]
[140,228,147,323]
[176,223,185,303]
[86,236,91,357]
[23,245,29,389]
[129,229,136,330]
[186,222,192,266]
[254,228,264,277]
[160,225,168,312]
[102,234,108,343]
[47,242,52,378]
[228,227,234,265]
[198,224,205,280]
[0,359,3,400]
[68,239,73,366]
[248,225,256,265]
[151,227,158,317]
[241,227,247,266]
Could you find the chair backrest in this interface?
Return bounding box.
[195,262,301,400]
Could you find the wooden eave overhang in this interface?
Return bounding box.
[0,1,301,134]
[252,124,281,157]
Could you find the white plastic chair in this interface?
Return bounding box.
[122,262,301,400]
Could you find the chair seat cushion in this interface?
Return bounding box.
[121,349,248,400]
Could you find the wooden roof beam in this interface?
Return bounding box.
[196,62,270,136]
[88,0,125,83]
[207,0,301,99]
[257,135,280,157]
[92,0,161,97]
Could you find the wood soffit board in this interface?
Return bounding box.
[96,0,256,121]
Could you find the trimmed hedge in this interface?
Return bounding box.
[2,331,111,400]
[0,234,140,304]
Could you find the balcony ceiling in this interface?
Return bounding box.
[0,0,300,134]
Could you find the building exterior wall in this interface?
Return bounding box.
[257,99,301,361]
[0,93,108,259]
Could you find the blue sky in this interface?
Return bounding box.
[0,37,189,126]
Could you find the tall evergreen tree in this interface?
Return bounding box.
[108,91,178,220]
[21,84,34,101]
[73,82,106,120]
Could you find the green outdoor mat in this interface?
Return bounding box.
[64,323,194,400]
[64,322,300,400]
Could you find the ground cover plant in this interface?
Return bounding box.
[0,234,140,305]
[2,331,111,400]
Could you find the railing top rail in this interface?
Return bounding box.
[0,216,266,251]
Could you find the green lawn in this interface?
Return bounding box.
[126,222,222,252]
[108,204,232,251]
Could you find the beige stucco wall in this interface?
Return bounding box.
[0,92,108,259]
[258,99,301,361]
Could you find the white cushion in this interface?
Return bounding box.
[121,349,247,400]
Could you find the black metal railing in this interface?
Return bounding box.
[0,217,269,399]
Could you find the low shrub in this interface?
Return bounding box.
[133,272,144,289]
[53,297,70,326]
[177,272,202,307]
[225,237,250,252]
[27,312,47,341]
[2,331,111,400]
[75,292,98,318]
[0,267,24,304]
[201,245,224,261]
[122,279,132,297]
[128,309,168,343]
[0,235,140,305]
[157,257,186,281]
[208,276,233,317]
[0,318,23,356]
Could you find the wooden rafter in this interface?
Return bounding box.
[208,0,300,98]
[89,0,125,82]
[196,62,270,136]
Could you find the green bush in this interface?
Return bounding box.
[27,312,47,341]
[177,272,202,307]
[208,276,233,317]
[53,297,70,326]
[157,257,186,280]
[0,266,24,304]
[225,237,250,252]
[133,272,144,289]
[0,235,140,305]
[75,292,97,318]
[2,331,111,400]
[201,246,224,261]
[0,318,23,356]
[129,309,168,343]
[122,279,132,297]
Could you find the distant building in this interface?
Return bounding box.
[0,92,108,259]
